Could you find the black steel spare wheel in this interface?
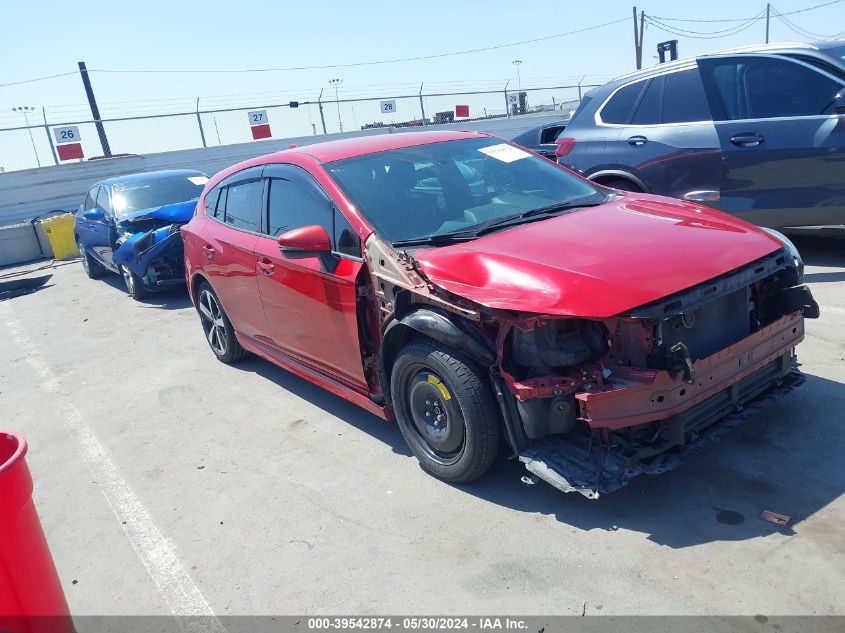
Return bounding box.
[391,339,500,483]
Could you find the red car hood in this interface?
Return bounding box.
[413,194,783,318]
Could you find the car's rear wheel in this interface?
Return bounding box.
[391,339,500,483]
[77,239,105,278]
[121,265,149,300]
[196,282,247,364]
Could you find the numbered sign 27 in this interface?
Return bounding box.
[380,100,397,114]
[248,110,271,140]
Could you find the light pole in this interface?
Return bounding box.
[329,78,343,133]
[12,106,41,167]
[512,60,523,91]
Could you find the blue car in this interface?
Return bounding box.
[74,170,208,299]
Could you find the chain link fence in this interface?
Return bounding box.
[0,84,595,173]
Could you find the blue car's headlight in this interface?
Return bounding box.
[763,227,804,280]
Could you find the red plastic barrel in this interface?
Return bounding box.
[0,432,72,633]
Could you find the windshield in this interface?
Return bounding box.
[325,137,606,244]
[111,174,208,218]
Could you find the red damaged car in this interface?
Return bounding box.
[182,131,818,497]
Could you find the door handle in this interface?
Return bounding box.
[730,132,765,147]
[202,245,215,260]
[627,135,648,146]
[257,259,275,276]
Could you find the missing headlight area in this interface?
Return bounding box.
[495,248,819,498]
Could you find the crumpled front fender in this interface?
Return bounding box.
[113,225,184,284]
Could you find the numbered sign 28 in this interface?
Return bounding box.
[248,110,271,140]
[53,126,81,144]
[380,100,397,114]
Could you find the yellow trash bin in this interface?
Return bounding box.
[39,213,79,260]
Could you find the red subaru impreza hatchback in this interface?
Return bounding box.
[182,130,818,497]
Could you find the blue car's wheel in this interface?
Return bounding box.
[121,265,149,301]
[77,239,105,279]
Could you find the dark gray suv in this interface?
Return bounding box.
[558,41,845,227]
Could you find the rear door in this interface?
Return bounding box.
[698,54,845,226]
[252,164,368,392]
[618,68,721,203]
[200,167,268,340]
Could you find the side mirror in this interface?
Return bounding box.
[836,90,845,115]
[83,208,105,221]
[277,225,332,259]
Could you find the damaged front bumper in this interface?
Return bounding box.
[112,224,186,291]
[517,311,806,498]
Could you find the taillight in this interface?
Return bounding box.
[555,137,576,158]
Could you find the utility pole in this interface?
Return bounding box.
[329,78,343,133]
[765,3,771,43]
[633,6,640,69]
[77,61,111,157]
[512,60,523,91]
[639,10,646,68]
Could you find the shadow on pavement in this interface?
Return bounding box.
[227,343,845,549]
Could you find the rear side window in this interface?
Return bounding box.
[600,80,645,124]
[631,77,662,125]
[222,180,262,232]
[662,69,710,123]
[701,55,844,120]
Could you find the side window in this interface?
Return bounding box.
[631,77,662,125]
[662,69,710,123]
[96,187,111,214]
[600,80,646,124]
[203,186,220,216]
[82,187,98,211]
[701,56,844,120]
[223,180,262,232]
[267,178,332,238]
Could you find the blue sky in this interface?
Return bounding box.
[1,0,843,126]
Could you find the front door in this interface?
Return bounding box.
[253,165,368,392]
[83,186,118,271]
[698,54,845,227]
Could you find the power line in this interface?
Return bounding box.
[0,71,76,89]
[87,18,629,75]
[650,0,844,22]
[771,6,845,39]
[646,12,768,39]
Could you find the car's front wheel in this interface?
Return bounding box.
[121,265,149,300]
[391,339,500,483]
[196,282,247,364]
[77,239,105,278]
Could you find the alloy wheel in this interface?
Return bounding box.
[121,266,134,294]
[198,289,227,356]
[78,241,89,274]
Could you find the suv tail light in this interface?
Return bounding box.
[555,137,576,158]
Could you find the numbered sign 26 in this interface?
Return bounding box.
[380,100,397,114]
[53,126,81,144]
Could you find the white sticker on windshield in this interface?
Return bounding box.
[188,176,209,185]
[478,143,531,163]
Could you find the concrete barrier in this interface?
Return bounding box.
[0,113,562,265]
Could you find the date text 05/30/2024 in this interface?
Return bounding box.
[307,618,528,630]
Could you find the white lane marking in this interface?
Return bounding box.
[2,305,222,629]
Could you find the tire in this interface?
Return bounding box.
[195,281,247,364]
[77,238,105,279]
[390,339,500,483]
[600,178,642,193]
[121,265,149,300]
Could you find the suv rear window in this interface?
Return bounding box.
[600,81,645,124]
[662,68,710,123]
